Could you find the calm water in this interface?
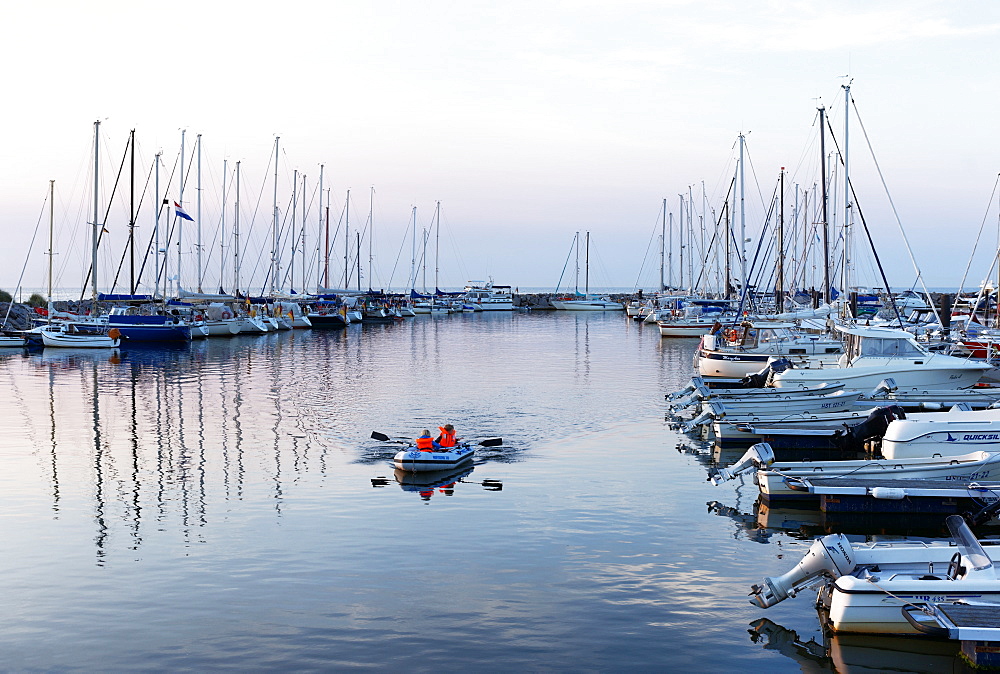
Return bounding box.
[0,312,971,672]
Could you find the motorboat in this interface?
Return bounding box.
[394,442,476,472]
[462,281,513,311]
[711,442,1000,501]
[553,296,624,311]
[879,407,1000,459]
[770,324,989,390]
[696,322,844,378]
[748,514,1000,635]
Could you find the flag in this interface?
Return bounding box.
[174,202,195,221]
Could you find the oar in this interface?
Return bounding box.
[371,431,503,447]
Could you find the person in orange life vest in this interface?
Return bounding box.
[435,424,461,448]
[415,429,440,452]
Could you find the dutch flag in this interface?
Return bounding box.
[174,202,195,221]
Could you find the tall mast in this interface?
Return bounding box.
[301,173,307,294]
[344,189,350,288]
[155,151,161,300]
[291,168,298,292]
[660,198,666,291]
[221,159,227,293]
[271,137,279,296]
[318,165,324,292]
[777,167,785,313]
[819,105,831,306]
[584,231,590,295]
[668,213,674,290]
[129,129,136,294]
[178,129,185,296]
[91,119,100,313]
[368,186,374,292]
[235,161,241,295]
[357,231,362,292]
[324,187,331,289]
[842,81,852,309]
[678,194,684,293]
[738,133,747,299]
[196,133,203,293]
[48,179,54,323]
[574,231,579,293]
[434,200,440,293]
[410,206,417,290]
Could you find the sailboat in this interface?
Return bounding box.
[41,123,120,349]
[553,232,623,311]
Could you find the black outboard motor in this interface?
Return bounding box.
[837,405,906,456]
[739,358,793,388]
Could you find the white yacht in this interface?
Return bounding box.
[770,324,989,389]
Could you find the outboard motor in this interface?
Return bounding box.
[749,534,856,608]
[710,443,775,485]
[840,405,906,456]
[739,358,794,388]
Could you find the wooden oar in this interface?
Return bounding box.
[370,431,502,447]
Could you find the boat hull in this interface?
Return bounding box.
[393,444,476,472]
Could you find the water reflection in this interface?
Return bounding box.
[748,617,971,674]
[371,465,503,502]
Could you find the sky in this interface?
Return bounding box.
[3,1,1000,295]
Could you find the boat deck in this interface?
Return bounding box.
[790,476,1000,514]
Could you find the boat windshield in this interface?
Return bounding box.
[845,333,927,360]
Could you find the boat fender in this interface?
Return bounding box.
[108,328,121,340]
[871,487,906,500]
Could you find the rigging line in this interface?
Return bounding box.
[3,187,49,325]
[955,173,1000,296]
[80,132,131,301]
[554,232,578,295]
[238,148,275,293]
[735,180,779,319]
[632,207,664,290]
[111,144,157,294]
[849,98,931,325]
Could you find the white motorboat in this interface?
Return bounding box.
[696,322,844,378]
[748,514,1000,635]
[462,281,513,311]
[690,390,864,421]
[771,325,989,390]
[711,442,1000,500]
[880,407,1000,459]
[394,443,476,472]
[39,325,120,348]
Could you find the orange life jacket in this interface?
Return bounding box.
[415,436,435,451]
[438,427,456,448]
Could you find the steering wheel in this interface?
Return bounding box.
[947,551,964,580]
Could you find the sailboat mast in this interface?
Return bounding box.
[584,231,590,295]
[318,165,324,292]
[678,194,684,293]
[129,129,136,294]
[301,173,307,294]
[819,105,831,306]
[368,186,374,292]
[344,189,350,288]
[196,133,203,293]
[574,231,579,293]
[738,133,747,299]
[235,161,241,295]
[91,119,100,312]
[48,179,54,323]
[291,169,298,292]
[660,198,666,291]
[155,152,161,300]
[356,231,362,292]
[221,159,227,293]
[271,137,279,296]
[410,206,416,290]
[178,129,185,297]
[842,81,852,310]
[434,200,440,293]
[777,167,785,313]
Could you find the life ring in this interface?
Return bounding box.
[724,328,739,342]
[221,309,232,320]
